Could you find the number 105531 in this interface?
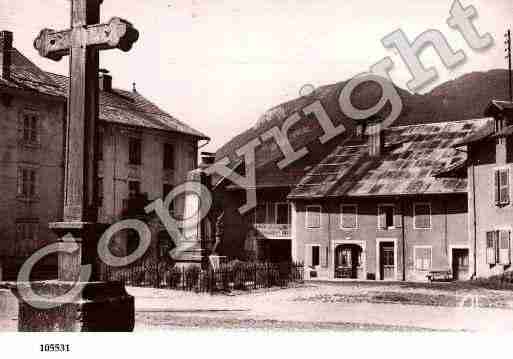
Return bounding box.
[40,344,70,352]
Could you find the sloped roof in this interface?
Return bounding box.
[0,48,63,97]
[45,72,208,139]
[217,70,512,192]
[0,46,208,139]
[453,119,494,146]
[289,118,490,199]
[485,100,513,117]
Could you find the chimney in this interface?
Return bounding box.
[368,121,384,157]
[99,69,112,92]
[0,31,13,80]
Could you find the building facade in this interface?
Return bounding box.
[0,31,208,276]
[460,100,513,278]
[289,119,488,281]
[0,31,66,265]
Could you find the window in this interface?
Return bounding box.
[22,112,38,144]
[306,206,321,229]
[17,168,37,199]
[486,230,511,265]
[414,203,431,229]
[128,137,142,165]
[486,231,497,265]
[378,204,395,229]
[254,202,267,224]
[163,143,175,170]
[340,204,358,229]
[311,246,320,267]
[16,221,38,256]
[163,183,175,213]
[128,180,141,198]
[276,203,290,225]
[254,202,291,225]
[499,230,511,265]
[414,246,432,271]
[495,168,510,205]
[97,177,103,206]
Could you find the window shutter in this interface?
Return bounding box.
[33,115,39,144]
[306,207,320,228]
[502,169,510,204]
[394,205,402,228]
[495,170,500,205]
[422,248,431,270]
[321,246,328,268]
[17,113,23,141]
[33,223,39,245]
[30,170,36,197]
[341,205,357,229]
[267,203,275,224]
[486,231,497,264]
[305,246,312,267]
[17,168,23,195]
[499,230,511,265]
[378,206,386,229]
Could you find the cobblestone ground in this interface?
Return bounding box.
[2,282,513,331]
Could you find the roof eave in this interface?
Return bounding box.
[0,83,66,103]
[288,190,468,200]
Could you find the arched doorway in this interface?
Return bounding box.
[334,244,363,279]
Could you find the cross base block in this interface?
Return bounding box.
[10,281,134,332]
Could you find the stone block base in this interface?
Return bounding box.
[9,281,134,332]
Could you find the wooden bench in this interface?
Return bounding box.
[426,270,453,282]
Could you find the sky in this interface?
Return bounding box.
[0,0,511,152]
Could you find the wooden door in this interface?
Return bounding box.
[335,246,354,278]
[452,249,469,280]
[380,242,395,280]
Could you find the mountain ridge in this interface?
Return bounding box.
[215,69,510,179]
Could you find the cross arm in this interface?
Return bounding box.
[34,17,139,61]
[33,29,71,61]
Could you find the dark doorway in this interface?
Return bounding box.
[334,244,362,279]
[452,248,469,280]
[157,230,176,263]
[379,242,395,280]
[268,240,291,263]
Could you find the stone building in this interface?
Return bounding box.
[0,31,66,267]
[0,30,208,276]
[458,100,513,278]
[288,119,488,281]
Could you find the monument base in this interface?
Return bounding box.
[9,281,134,332]
[173,241,211,270]
[209,255,228,270]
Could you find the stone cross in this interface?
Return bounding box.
[34,0,138,281]
[34,0,138,223]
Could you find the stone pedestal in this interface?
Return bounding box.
[10,281,134,332]
[209,255,228,270]
[9,221,135,332]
